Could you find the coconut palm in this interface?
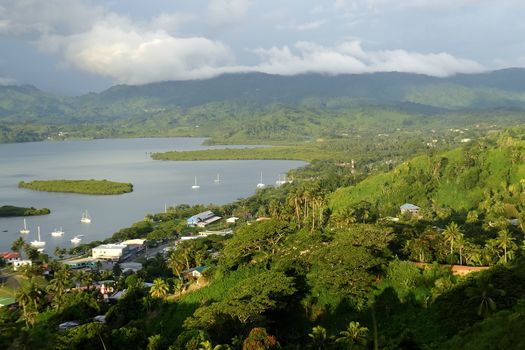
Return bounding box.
[11,237,27,253]
[466,277,505,318]
[335,321,369,349]
[150,278,170,299]
[48,267,72,309]
[16,279,44,327]
[495,229,517,263]
[443,222,462,256]
[308,325,329,350]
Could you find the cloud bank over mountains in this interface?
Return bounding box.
[0,0,523,88]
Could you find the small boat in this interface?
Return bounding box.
[71,235,84,244]
[19,218,30,234]
[214,173,221,183]
[80,210,91,224]
[256,172,265,189]
[30,226,46,248]
[275,174,288,186]
[192,176,200,189]
[51,227,65,237]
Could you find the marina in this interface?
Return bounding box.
[0,137,305,252]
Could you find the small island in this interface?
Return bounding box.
[18,179,133,195]
[0,205,50,217]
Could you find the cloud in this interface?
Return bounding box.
[292,20,327,31]
[0,0,487,86]
[39,23,234,84]
[208,0,251,27]
[0,0,106,36]
[0,76,16,85]
[245,40,484,77]
[151,13,196,34]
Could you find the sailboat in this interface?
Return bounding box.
[30,226,46,248]
[214,173,221,183]
[71,235,84,244]
[192,176,200,189]
[19,218,30,234]
[275,174,287,186]
[51,227,65,237]
[256,172,266,189]
[80,210,91,224]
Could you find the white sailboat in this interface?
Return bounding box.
[51,227,65,237]
[275,174,287,186]
[71,235,84,244]
[256,172,266,189]
[19,218,30,234]
[214,173,221,183]
[30,226,46,248]
[192,176,200,189]
[80,210,91,224]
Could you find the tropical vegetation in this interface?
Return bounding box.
[18,179,133,195]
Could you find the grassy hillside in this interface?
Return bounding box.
[330,129,525,216]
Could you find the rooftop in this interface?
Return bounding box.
[93,244,127,250]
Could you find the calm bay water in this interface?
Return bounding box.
[0,138,305,252]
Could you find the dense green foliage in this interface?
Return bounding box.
[0,205,50,217]
[18,179,133,195]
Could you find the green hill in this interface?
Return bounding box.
[330,129,525,216]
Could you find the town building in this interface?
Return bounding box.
[400,203,421,216]
[187,210,221,227]
[1,252,21,265]
[92,244,129,261]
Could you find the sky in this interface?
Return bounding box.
[0,0,524,95]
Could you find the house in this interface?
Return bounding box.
[226,216,239,224]
[120,262,143,273]
[1,252,21,265]
[121,239,146,253]
[13,260,32,271]
[92,244,129,261]
[182,266,206,279]
[400,203,420,216]
[187,211,221,227]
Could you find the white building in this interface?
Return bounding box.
[92,244,128,261]
[13,260,32,271]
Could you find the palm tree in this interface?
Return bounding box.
[168,251,184,278]
[150,278,170,299]
[48,267,72,309]
[16,279,44,327]
[443,222,462,256]
[335,321,369,349]
[495,229,516,263]
[466,277,506,318]
[456,232,466,265]
[11,237,27,253]
[308,325,329,350]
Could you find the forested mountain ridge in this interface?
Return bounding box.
[2,69,525,122]
[3,69,525,144]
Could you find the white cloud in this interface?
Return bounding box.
[245,40,484,77]
[0,76,16,85]
[0,0,106,36]
[0,0,488,86]
[293,20,326,31]
[208,0,251,27]
[151,13,195,34]
[39,23,234,84]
